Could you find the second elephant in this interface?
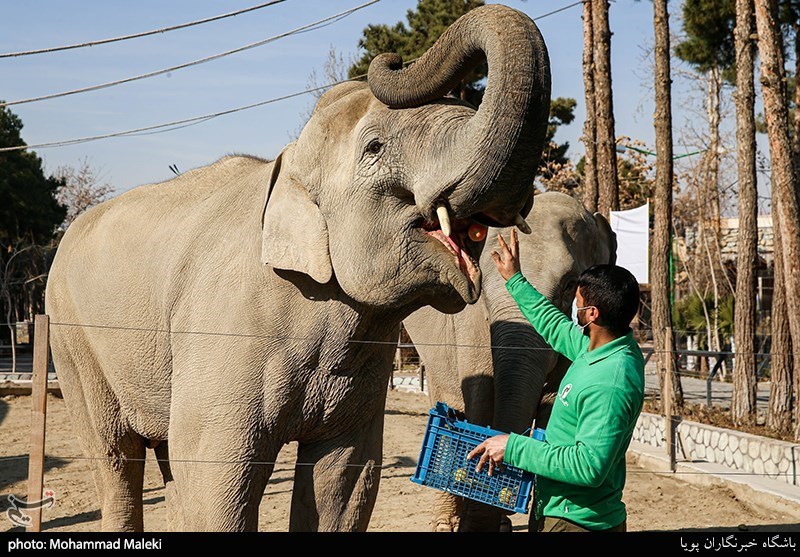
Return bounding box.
[402,191,618,532]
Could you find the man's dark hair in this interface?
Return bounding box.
[577,264,640,336]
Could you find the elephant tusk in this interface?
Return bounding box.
[515,214,532,235]
[436,205,452,237]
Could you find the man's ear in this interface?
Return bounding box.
[261,147,333,284]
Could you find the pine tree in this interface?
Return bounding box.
[349,0,486,105]
[0,104,66,367]
[0,105,66,247]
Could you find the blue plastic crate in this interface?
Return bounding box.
[411,402,538,514]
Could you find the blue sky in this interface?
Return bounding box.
[1,0,755,201]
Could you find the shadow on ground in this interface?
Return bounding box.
[0,455,68,492]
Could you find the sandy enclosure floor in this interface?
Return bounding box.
[1,388,799,533]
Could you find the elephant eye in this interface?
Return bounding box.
[366,139,383,155]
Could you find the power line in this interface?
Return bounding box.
[534,0,588,20]
[0,0,582,152]
[0,79,355,152]
[0,1,289,58]
[0,0,380,108]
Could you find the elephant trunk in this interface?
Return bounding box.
[488,304,558,434]
[367,4,551,225]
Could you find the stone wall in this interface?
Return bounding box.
[718,216,774,264]
[684,215,774,264]
[633,412,800,486]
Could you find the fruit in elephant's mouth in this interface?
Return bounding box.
[467,223,487,242]
[420,203,490,288]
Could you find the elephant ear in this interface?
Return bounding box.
[261,148,333,284]
[593,212,618,266]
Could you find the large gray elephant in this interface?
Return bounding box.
[402,191,617,532]
[44,5,551,532]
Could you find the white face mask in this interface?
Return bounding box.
[571,297,593,331]
[570,297,580,325]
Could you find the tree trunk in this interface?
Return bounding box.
[582,0,598,212]
[593,0,619,217]
[705,67,723,238]
[755,0,800,440]
[731,0,758,426]
[782,19,800,436]
[652,0,683,409]
[794,21,800,172]
[704,68,726,372]
[768,209,793,433]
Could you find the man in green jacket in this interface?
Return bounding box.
[467,228,645,533]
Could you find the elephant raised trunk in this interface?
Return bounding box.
[367,4,551,227]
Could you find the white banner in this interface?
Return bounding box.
[609,202,649,284]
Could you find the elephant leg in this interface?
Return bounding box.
[151,442,177,529]
[431,492,462,532]
[167,443,273,530]
[289,410,385,532]
[166,407,273,531]
[94,431,147,532]
[52,346,146,531]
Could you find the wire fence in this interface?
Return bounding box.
[0,321,784,387]
[0,452,784,478]
[0,318,797,484]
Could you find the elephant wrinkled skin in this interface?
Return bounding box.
[44,5,551,532]
[402,191,618,532]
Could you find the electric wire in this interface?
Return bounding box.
[0,1,289,58]
[0,0,584,152]
[0,0,380,108]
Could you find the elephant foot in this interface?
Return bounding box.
[434,520,453,532]
[433,515,460,532]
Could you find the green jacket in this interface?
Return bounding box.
[503,271,645,530]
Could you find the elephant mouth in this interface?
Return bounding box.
[419,212,486,294]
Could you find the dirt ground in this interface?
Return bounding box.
[2,388,800,533]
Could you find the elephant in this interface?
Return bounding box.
[43,5,552,532]
[402,190,617,532]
